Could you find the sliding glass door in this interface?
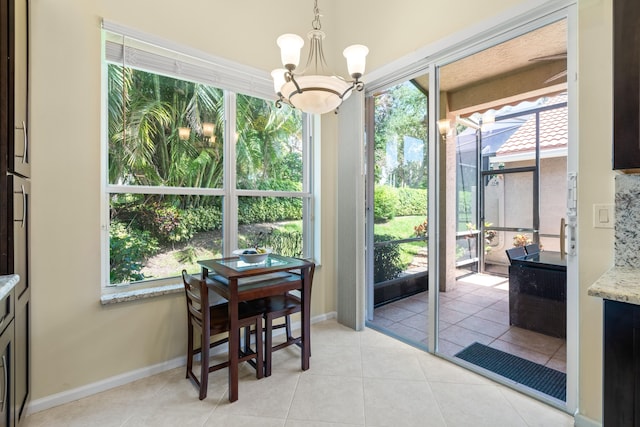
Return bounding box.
[365,77,430,348]
[365,16,573,407]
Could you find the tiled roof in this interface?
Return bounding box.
[495,94,567,157]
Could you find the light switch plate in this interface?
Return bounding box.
[593,204,614,229]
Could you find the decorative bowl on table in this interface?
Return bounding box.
[232,248,272,264]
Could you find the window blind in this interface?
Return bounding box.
[102,19,274,100]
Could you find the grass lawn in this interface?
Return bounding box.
[374,215,427,270]
[374,215,425,239]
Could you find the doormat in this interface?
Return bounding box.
[455,342,566,401]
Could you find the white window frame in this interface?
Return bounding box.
[100,21,317,296]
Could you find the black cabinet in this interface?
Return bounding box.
[7,0,28,178]
[13,294,26,423]
[0,0,29,425]
[603,300,640,426]
[508,252,567,338]
[613,0,640,170]
[0,288,15,427]
[0,319,13,427]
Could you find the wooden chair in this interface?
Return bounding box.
[252,263,315,377]
[505,246,526,263]
[182,270,263,400]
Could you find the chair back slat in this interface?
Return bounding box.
[524,243,540,255]
[505,246,527,263]
[183,270,209,330]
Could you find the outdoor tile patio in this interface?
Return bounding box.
[368,273,567,374]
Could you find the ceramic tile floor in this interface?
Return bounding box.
[369,273,567,374]
[24,319,573,427]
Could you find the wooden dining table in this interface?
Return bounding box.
[198,254,314,402]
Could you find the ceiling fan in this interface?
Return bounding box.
[529,52,567,83]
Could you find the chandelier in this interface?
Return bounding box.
[271,0,369,115]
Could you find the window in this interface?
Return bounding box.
[103,26,314,288]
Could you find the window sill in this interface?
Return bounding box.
[100,282,183,305]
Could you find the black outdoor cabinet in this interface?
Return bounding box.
[507,252,567,339]
[613,0,640,170]
[603,300,640,426]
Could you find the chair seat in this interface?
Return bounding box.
[209,302,265,334]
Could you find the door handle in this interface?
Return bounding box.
[560,218,566,257]
[15,185,26,229]
[16,120,28,164]
[0,355,7,413]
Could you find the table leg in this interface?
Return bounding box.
[302,266,311,371]
[228,279,240,402]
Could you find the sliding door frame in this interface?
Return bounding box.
[364,1,578,414]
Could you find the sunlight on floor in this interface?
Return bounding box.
[457,273,508,287]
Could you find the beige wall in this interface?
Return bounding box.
[30,0,613,423]
[577,0,614,422]
[29,0,338,400]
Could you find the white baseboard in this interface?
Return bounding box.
[27,312,337,415]
[27,356,186,415]
[574,413,601,427]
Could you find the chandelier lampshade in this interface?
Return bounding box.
[277,34,305,69]
[272,0,368,115]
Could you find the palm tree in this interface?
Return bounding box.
[108,65,225,207]
[235,94,303,190]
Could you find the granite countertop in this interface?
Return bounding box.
[588,266,640,304]
[0,275,19,301]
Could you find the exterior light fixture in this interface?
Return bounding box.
[272,0,369,115]
[178,127,191,141]
[438,119,451,137]
[202,122,215,143]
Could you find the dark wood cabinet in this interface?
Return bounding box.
[613,0,640,170]
[8,177,28,301]
[13,294,26,424]
[603,300,640,426]
[0,0,10,275]
[0,318,14,427]
[7,0,28,178]
[0,288,15,427]
[0,0,29,425]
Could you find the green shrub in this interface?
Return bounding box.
[373,234,403,283]
[241,229,303,257]
[238,228,302,257]
[238,197,302,225]
[180,206,223,234]
[132,202,189,244]
[374,186,398,222]
[109,221,159,284]
[396,187,427,216]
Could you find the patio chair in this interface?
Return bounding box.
[505,247,527,263]
[524,243,540,255]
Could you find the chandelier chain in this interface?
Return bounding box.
[311,0,322,30]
